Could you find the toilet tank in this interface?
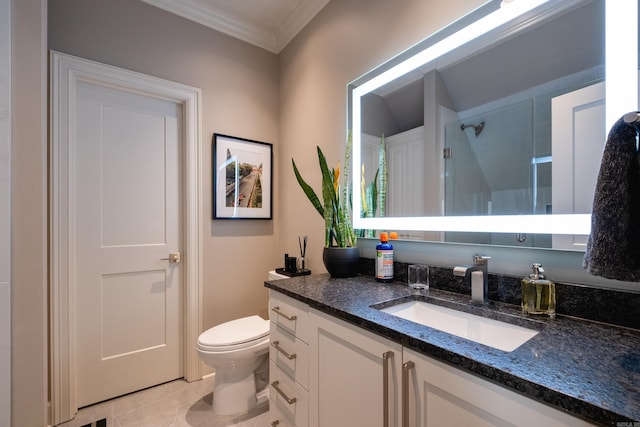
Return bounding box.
[268,270,289,280]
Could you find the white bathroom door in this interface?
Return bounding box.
[73,80,183,407]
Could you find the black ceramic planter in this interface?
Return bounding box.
[322,246,360,278]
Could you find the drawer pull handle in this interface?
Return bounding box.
[271,380,297,404]
[271,340,297,360]
[383,351,394,427]
[271,306,297,321]
[271,421,280,426]
[402,361,415,427]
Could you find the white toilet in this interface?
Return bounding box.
[197,315,270,415]
[196,270,288,415]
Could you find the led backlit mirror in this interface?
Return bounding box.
[350,0,638,250]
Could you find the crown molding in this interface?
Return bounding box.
[276,0,330,52]
[140,0,329,53]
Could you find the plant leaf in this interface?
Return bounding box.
[378,134,387,217]
[317,146,340,246]
[292,158,324,218]
[343,131,353,217]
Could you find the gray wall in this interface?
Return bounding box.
[11,0,48,425]
[48,0,281,338]
[1,0,10,423]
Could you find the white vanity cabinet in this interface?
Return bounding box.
[269,291,310,427]
[403,348,594,427]
[308,309,403,427]
[269,291,595,427]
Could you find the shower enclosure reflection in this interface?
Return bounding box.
[444,100,550,246]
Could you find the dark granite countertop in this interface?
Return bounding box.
[265,274,640,426]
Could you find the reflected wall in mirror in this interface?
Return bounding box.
[350,0,639,250]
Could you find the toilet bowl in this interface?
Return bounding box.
[197,270,289,415]
[197,315,270,415]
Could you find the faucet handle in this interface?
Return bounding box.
[473,254,491,265]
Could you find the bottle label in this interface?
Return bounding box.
[376,249,394,279]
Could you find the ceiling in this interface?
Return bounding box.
[139,0,330,53]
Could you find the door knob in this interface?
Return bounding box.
[160,252,181,263]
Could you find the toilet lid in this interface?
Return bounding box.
[198,315,269,347]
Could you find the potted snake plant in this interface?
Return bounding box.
[292,136,359,277]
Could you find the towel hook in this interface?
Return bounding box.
[623,111,640,130]
[623,111,640,162]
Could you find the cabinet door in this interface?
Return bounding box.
[309,310,402,427]
[403,348,594,427]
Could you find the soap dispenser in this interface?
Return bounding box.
[522,263,556,318]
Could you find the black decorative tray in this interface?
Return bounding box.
[275,268,312,277]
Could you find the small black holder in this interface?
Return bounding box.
[279,253,311,277]
[275,267,312,277]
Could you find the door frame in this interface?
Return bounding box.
[49,51,203,424]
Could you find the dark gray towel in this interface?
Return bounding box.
[583,116,640,281]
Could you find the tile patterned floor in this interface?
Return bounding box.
[56,376,270,427]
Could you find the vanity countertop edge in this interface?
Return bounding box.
[265,273,640,426]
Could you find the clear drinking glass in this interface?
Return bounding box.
[408,264,429,290]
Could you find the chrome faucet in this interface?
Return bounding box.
[453,255,491,305]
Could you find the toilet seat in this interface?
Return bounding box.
[197,315,269,352]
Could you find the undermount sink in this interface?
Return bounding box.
[378,300,539,352]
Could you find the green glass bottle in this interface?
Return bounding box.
[522,263,556,318]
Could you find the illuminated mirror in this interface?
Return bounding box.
[350,0,638,250]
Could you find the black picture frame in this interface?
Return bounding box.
[212,133,273,219]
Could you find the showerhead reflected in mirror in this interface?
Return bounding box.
[460,121,484,137]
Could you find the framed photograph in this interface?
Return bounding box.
[213,133,273,219]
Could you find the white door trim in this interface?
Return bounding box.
[49,51,203,424]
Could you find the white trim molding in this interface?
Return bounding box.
[139,0,329,53]
[49,51,203,424]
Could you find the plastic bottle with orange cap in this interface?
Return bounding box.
[375,232,395,282]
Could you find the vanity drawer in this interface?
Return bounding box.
[269,401,295,427]
[269,291,309,343]
[270,359,308,427]
[270,324,309,390]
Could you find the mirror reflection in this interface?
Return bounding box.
[355,0,609,249]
